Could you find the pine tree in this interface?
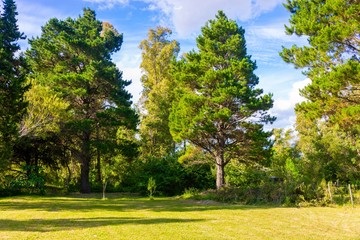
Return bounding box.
[170,11,275,189]
[0,0,28,169]
[27,9,137,193]
[280,0,360,169]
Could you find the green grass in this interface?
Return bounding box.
[0,193,360,240]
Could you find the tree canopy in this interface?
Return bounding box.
[0,0,28,170]
[170,11,275,189]
[281,0,359,131]
[138,27,179,158]
[26,8,137,193]
[1,0,358,204]
[281,0,360,176]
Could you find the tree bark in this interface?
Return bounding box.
[96,148,101,182]
[80,130,91,193]
[215,154,225,190]
[96,124,102,183]
[80,155,91,193]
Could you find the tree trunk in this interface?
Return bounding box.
[102,181,107,199]
[215,154,225,190]
[96,123,102,183]
[80,155,91,193]
[65,161,71,191]
[80,131,91,193]
[96,148,101,182]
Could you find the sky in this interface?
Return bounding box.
[12,0,310,130]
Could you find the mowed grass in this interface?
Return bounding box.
[0,194,359,240]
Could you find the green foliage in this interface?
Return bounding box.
[170,11,274,189]
[119,153,215,196]
[26,8,138,193]
[7,165,46,195]
[0,0,29,170]
[20,81,70,137]
[147,177,156,199]
[281,0,360,183]
[279,0,360,204]
[296,114,360,184]
[181,187,201,199]
[222,163,286,204]
[138,27,179,158]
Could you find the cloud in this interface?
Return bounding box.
[83,0,129,9]
[16,1,68,42]
[114,38,143,104]
[269,78,311,129]
[244,20,308,67]
[246,23,308,45]
[273,78,310,112]
[82,0,284,37]
[121,66,143,104]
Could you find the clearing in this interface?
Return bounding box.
[0,193,359,240]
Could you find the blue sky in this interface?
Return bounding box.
[13,0,310,129]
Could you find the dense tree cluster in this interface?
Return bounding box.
[281,0,360,184]
[0,0,358,204]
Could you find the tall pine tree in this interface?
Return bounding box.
[27,9,137,193]
[170,11,275,189]
[0,0,28,170]
[281,0,360,174]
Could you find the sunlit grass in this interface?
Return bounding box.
[0,193,359,240]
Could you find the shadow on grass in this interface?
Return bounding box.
[0,194,279,213]
[0,217,204,232]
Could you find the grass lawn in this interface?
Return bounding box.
[0,193,359,240]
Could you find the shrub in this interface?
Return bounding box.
[119,154,215,196]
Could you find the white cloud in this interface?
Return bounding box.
[83,0,129,9]
[121,66,143,104]
[247,24,308,44]
[115,41,143,104]
[83,0,284,37]
[16,1,68,40]
[273,78,310,112]
[269,78,311,129]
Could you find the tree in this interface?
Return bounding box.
[169,11,275,189]
[271,128,301,202]
[296,112,360,184]
[10,78,72,190]
[138,27,180,158]
[280,0,360,160]
[271,129,301,180]
[20,80,70,137]
[0,0,28,170]
[26,9,137,193]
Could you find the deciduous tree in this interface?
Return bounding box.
[139,27,179,158]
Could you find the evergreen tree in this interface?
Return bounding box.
[170,11,275,189]
[27,9,137,193]
[0,0,28,170]
[139,27,179,158]
[280,0,360,172]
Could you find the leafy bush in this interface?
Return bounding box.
[181,187,201,199]
[119,154,214,196]
[147,177,156,199]
[0,165,47,196]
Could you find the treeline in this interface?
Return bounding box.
[0,0,359,205]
